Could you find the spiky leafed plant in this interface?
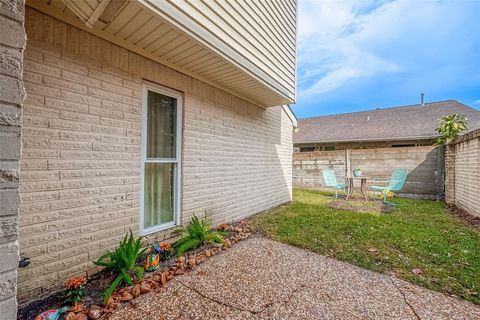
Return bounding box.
[173,214,226,256]
[94,230,147,304]
[434,114,468,145]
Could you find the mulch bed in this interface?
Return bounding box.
[18,269,113,320]
[448,204,480,229]
[17,222,252,320]
[18,257,183,320]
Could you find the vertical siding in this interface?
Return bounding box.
[143,0,297,101]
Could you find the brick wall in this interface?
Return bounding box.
[294,146,441,198]
[18,8,293,301]
[445,129,480,216]
[0,0,25,317]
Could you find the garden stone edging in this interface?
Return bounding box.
[64,222,252,320]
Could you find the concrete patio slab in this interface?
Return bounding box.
[110,236,480,320]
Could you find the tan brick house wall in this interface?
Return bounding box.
[445,128,480,217]
[18,8,293,301]
[0,0,25,317]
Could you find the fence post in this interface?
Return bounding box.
[436,145,445,201]
[444,143,456,205]
[345,149,351,183]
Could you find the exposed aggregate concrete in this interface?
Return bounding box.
[110,236,480,320]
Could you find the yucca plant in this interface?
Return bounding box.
[434,114,468,145]
[174,214,226,256]
[94,230,146,304]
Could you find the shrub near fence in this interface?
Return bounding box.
[293,146,443,199]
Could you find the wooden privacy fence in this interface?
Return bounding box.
[293,146,444,199]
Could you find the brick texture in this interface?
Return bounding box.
[18,8,293,302]
[0,0,25,317]
[445,129,480,217]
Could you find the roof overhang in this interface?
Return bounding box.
[283,105,297,128]
[27,0,294,108]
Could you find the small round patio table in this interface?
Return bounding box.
[345,176,369,201]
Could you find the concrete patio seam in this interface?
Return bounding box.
[177,279,261,314]
[177,278,312,315]
[390,277,422,320]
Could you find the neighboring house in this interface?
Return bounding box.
[294,100,480,152]
[0,0,297,315]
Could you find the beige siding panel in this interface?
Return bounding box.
[141,0,296,100]
[272,0,295,24]
[248,1,295,46]
[231,0,296,53]
[203,0,294,75]
[223,1,296,79]
[183,0,294,85]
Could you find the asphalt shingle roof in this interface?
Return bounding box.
[294,100,480,144]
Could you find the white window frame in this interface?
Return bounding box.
[140,82,182,236]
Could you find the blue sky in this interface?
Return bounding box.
[294,0,480,118]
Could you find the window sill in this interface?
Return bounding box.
[140,221,178,236]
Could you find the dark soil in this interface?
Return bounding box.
[17,269,113,320]
[449,204,480,229]
[326,198,393,214]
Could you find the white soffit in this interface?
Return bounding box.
[27,0,296,108]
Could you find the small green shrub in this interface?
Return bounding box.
[158,242,174,260]
[94,230,146,304]
[174,214,226,256]
[64,276,86,305]
[434,113,468,145]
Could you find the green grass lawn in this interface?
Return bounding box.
[250,188,480,304]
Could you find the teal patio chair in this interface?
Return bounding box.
[370,169,408,205]
[322,169,347,199]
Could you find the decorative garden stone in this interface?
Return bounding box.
[35,307,69,320]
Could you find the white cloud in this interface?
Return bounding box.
[297,0,458,99]
[297,0,401,98]
[473,100,480,105]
